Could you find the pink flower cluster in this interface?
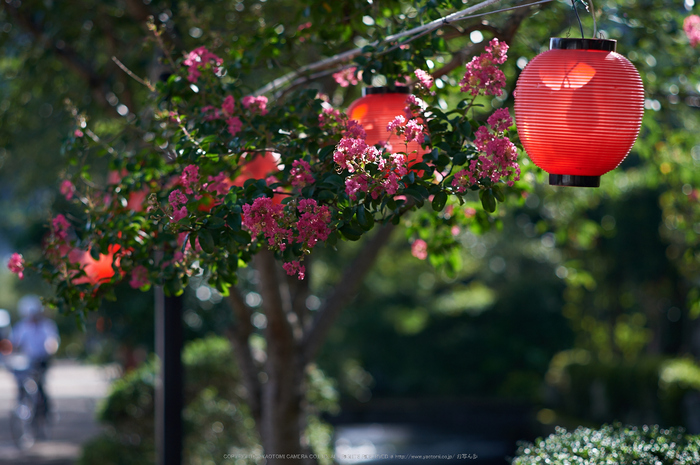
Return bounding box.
[460,38,509,96]
[44,214,73,260]
[405,94,428,118]
[296,199,331,248]
[414,69,435,94]
[411,239,428,260]
[242,95,268,115]
[242,197,291,250]
[169,189,188,223]
[129,265,149,289]
[222,95,235,116]
[205,172,231,196]
[60,180,75,200]
[451,108,520,191]
[283,261,305,280]
[685,15,700,47]
[344,152,407,200]
[319,107,344,129]
[290,160,315,188]
[387,116,425,144]
[333,67,359,87]
[8,253,24,279]
[183,46,223,83]
[242,197,332,279]
[181,165,200,194]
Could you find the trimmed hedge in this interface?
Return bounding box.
[513,424,700,465]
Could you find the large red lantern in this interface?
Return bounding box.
[514,38,644,187]
[347,87,427,164]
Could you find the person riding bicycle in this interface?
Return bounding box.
[9,295,60,418]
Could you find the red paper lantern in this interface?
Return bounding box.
[69,244,123,285]
[347,87,427,164]
[514,38,644,187]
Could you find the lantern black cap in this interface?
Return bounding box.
[549,174,601,188]
[363,86,410,96]
[549,37,617,52]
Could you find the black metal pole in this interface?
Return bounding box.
[155,287,183,465]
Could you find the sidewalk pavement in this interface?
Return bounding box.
[0,360,119,465]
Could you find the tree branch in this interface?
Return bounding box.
[255,0,507,96]
[226,286,262,423]
[302,222,396,362]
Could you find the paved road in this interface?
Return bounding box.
[0,361,118,465]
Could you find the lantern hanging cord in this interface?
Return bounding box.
[589,0,597,38]
[571,0,585,38]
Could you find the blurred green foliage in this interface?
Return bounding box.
[78,335,338,464]
[513,424,700,465]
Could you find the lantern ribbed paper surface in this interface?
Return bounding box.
[347,87,426,163]
[514,38,644,187]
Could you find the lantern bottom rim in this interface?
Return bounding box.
[549,174,600,188]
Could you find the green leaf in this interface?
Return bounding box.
[340,224,363,241]
[492,185,506,203]
[479,189,496,213]
[206,216,226,229]
[432,191,448,212]
[232,230,252,245]
[356,206,375,231]
[198,229,216,253]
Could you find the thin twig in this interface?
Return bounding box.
[112,56,156,92]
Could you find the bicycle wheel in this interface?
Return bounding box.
[10,398,36,450]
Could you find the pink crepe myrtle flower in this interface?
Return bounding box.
[183,46,223,83]
[403,119,425,144]
[333,137,369,172]
[345,174,369,200]
[290,160,315,188]
[201,105,221,121]
[452,108,519,190]
[74,129,84,137]
[411,239,428,260]
[221,95,235,116]
[485,38,509,65]
[206,172,231,196]
[333,67,359,87]
[169,189,187,208]
[283,261,306,280]
[226,116,243,136]
[242,197,292,251]
[487,108,513,133]
[296,199,331,248]
[60,180,76,200]
[171,206,188,223]
[129,265,149,289]
[345,120,367,140]
[181,165,199,194]
[387,115,406,134]
[52,214,71,242]
[242,95,268,115]
[685,15,700,47]
[460,38,508,96]
[414,69,434,93]
[319,107,344,129]
[8,253,24,279]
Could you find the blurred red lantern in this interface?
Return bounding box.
[514,38,644,187]
[69,244,123,285]
[198,151,282,211]
[108,170,149,211]
[347,87,428,165]
[232,151,280,186]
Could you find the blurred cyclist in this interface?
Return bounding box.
[10,295,60,417]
